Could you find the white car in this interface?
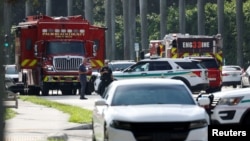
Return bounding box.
[5,64,19,83]
[92,78,210,141]
[210,88,250,125]
[222,65,242,88]
[112,58,209,93]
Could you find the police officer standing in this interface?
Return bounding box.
[98,60,113,96]
[79,58,91,100]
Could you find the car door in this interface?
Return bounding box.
[241,66,250,87]
[113,61,174,79]
[113,61,151,79]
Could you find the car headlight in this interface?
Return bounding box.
[218,97,243,105]
[110,120,131,130]
[45,65,54,71]
[189,119,208,129]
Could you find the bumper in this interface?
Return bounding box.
[107,126,208,141]
[211,107,246,124]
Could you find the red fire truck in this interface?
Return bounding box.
[12,15,106,96]
[150,33,223,93]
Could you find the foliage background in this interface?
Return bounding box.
[2,0,250,68]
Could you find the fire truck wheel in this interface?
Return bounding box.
[28,85,40,96]
[61,90,72,95]
[42,83,49,96]
[72,89,77,95]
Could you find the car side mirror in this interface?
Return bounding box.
[94,99,107,106]
[197,97,210,106]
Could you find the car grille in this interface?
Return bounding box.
[127,122,190,141]
[210,96,221,110]
[54,56,82,71]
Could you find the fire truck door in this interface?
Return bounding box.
[20,28,38,69]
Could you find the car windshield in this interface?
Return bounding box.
[109,63,135,71]
[6,66,18,74]
[111,84,195,106]
[223,66,241,71]
[46,41,85,55]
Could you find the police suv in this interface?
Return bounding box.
[112,57,209,93]
[210,88,250,125]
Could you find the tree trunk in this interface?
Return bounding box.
[236,0,243,66]
[25,0,31,16]
[105,0,112,60]
[85,0,93,24]
[67,0,73,16]
[111,0,116,60]
[139,0,148,53]
[129,0,136,60]
[179,0,185,34]
[46,0,52,16]
[0,0,5,139]
[197,0,205,35]
[123,0,130,59]
[160,0,167,39]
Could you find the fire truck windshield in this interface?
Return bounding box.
[46,41,84,55]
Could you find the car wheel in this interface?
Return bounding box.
[242,113,250,125]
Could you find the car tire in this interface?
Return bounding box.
[242,113,250,125]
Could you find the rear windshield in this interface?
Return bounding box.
[175,61,205,69]
[199,59,219,69]
[223,66,241,71]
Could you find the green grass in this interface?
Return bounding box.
[5,108,17,120]
[19,96,92,124]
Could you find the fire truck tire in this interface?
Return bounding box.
[72,89,77,95]
[28,85,40,96]
[61,90,72,95]
[42,84,49,96]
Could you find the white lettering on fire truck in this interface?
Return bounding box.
[182,42,210,48]
[42,29,85,38]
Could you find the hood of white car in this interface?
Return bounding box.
[105,104,207,122]
[212,88,250,98]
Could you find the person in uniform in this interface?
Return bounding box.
[98,60,113,96]
[78,58,90,100]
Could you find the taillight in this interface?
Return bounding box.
[192,71,202,77]
[222,73,229,76]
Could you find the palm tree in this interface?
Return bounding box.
[160,0,167,39]
[236,0,243,66]
[197,0,205,35]
[179,0,185,34]
[139,0,148,54]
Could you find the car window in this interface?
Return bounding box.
[199,59,219,69]
[111,84,195,106]
[109,63,135,71]
[149,61,172,71]
[223,67,241,71]
[6,66,18,74]
[128,62,150,72]
[175,61,202,69]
